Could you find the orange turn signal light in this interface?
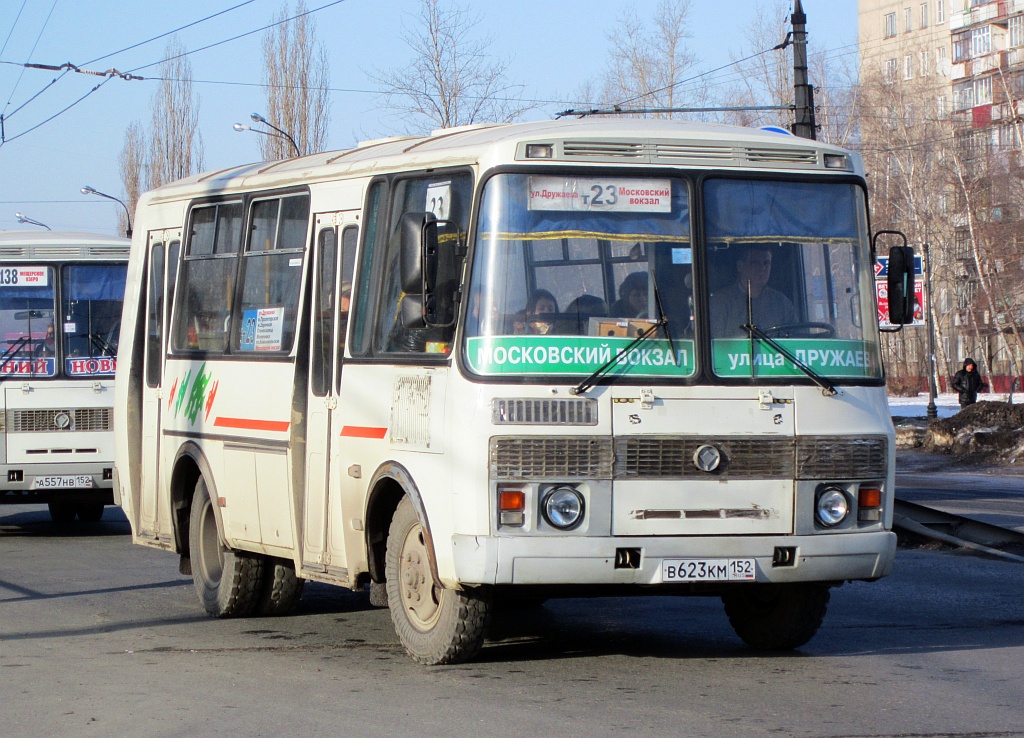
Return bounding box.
[499,489,526,511]
[859,487,882,508]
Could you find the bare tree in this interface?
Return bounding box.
[118,120,146,236]
[598,0,698,116]
[370,0,529,133]
[148,38,204,190]
[260,0,331,159]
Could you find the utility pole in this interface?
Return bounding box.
[791,0,817,140]
[924,242,938,418]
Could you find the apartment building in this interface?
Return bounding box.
[859,1,1024,388]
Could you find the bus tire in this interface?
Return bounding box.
[76,503,105,522]
[188,477,263,618]
[48,502,76,523]
[722,583,830,650]
[385,497,490,665]
[255,558,304,616]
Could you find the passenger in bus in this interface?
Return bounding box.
[710,245,795,337]
[34,322,55,356]
[610,271,648,318]
[516,289,559,334]
[564,294,607,335]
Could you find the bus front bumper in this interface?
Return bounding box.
[450,531,896,587]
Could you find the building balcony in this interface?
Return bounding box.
[951,1,1007,30]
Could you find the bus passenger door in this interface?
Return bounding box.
[140,231,180,540]
[302,213,357,573]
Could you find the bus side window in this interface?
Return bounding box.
[338,225,357,367]
[174,202,243,353]
[145,242,164,387]
[374,173,471,355]
[234,194,309,354]
[311,228,336,397]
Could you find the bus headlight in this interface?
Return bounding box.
[815,486,850,527]
[542,486,585,530]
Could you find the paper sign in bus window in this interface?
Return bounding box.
[239,307,285,351]
[0,266,49,287]
[527,177,672,213]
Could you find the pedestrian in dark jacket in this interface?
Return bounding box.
[951,357,986,408]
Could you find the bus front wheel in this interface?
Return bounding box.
[188,477,263,618]
[722,583,830,650]
[385,497,490,665]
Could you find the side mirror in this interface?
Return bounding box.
[873,230,915,326]
[887,245,916,325]
[398,211,433,295]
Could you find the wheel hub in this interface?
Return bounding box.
[398,525,443,630]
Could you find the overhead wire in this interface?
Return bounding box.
[0,0,29,58]
[0,0,349,145]
[2,0,58,115]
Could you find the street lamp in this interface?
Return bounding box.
[15,212,51,230]
[81,186,132,238]
[233,112,301,157]
[923,242,938,419]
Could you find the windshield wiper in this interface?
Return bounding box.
[571,316,667,396]
[0,336,34,380]
[741,322,837,396]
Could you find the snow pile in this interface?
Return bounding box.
[924,401,1024,465]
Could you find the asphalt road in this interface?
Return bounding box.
[2,492,1023,738]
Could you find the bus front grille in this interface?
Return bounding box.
[490,437,614,479]
[616,436,795,478]
[796,436,887,479]
[490,435,887,481]
[7,408,113,432]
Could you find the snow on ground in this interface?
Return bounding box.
[887,392,1019,419]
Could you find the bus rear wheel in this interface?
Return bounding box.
[47,502,76,523]
[385,497,490,665]
[722,583,830,650]
[188,477,263,618]
[76,503,105,522]
[255,557,305,616]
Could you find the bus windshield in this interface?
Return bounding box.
[0,265,56,377]
[704,179,881,380]
[465,173,881,383]
[465,173,695,379]
[61,263,128,375]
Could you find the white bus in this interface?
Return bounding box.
[1,230,130,522]
[114,119,914,664]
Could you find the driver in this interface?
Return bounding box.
[710,245,795,337]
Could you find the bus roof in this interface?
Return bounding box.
[0,230,130,259]
[143,118,862,204]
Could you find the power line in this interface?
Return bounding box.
[83,0,258,67]
[125,0,350,75]
[0,0,348,146]
[0,77,112,147]
[2,0,58,115]
[0,0,29,58]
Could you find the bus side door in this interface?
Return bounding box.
[302,213,357,574]
[140,230,180,540]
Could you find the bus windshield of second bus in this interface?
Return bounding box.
[465,173,881,383]
[0,263,127,378]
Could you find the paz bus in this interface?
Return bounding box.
[113,119,914,664]
[0,230,129,522]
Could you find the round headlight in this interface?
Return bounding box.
[542,486,585,530]
[816,487,850,527]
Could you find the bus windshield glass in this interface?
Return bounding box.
[0,265,57,377]
[704,179,881,380]
[61,263,128,375]
[465,173,695,379]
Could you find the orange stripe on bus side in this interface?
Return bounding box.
[213,417,290,432]
[340,426,387,439]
